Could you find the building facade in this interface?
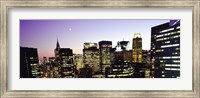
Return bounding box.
[99,41,112,73]
[132,33,143,63]
[73,54,83,71]
[20,47,41,78]
[151,20,180,78]
[106,41,133,78]
[83,42,100,74]
[54,39,75,78]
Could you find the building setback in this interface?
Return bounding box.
[151,20,180,78]
[20,47,41,78]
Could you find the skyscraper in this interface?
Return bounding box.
[20,47,41,78]
[99,41,112,73]
[83,42,100,74]
[54,39,75,78]
[151,20,180,78]
[132,33,143,63]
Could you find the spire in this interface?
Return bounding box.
[56,37,60,49]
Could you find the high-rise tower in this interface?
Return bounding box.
[83,42,100,74]
[54,38,75,78]
[151,20,180,78]
[132,33,143,63]
[99,41,112,73]
[20,47,41,78]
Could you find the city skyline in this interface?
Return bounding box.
[20,19,169,60]
[20,20,180,78]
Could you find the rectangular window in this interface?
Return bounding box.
[160,28,174,33]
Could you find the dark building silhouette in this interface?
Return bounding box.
[54,39,75,78]
[79,64,92,78]
[106,41,133,78]
[20,47,41,78]
[151,20,180,78]
[99,41,112,73]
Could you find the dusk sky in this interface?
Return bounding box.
[20,20,169,60]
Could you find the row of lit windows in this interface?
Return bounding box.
[112,69,121,71]
[165,64,180,67]
[157,31,179,38]
[156,49,164,52]
[160,28,174,33]
[161,60,180,64]
[165,68,180,71]
[160,60,180,63]
[156,35,180,41]
[162,56,180,59]
[173,60,180,63]
[30,63,38,66]
[161,44,180,48]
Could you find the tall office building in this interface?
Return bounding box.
[54,39,75,78]
[99,41,112,73]
[20,47,41,78]
[151,20,180,78]
[83,42,100,74]
[132,33,143,63]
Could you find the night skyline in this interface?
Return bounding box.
[20,20,169,60]
[20,20,180,78]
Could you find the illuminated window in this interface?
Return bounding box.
[156,49,164,52]
[173,60,180,63]
[165,68,171,70]
[160,28,174,33]
[171,56,180,59]
[165,41,170,44]
[163,57,171,59]
[173,35,180,38]
[161,44,179,48]
[176,48,180,50]
[156,34,164,38]
[156,38,163,41]
[30,57,34,60]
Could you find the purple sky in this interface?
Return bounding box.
[20,20,169,60]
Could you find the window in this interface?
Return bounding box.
[160,28,174,33]
[161,44,179,48]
